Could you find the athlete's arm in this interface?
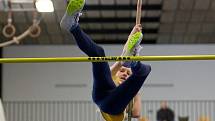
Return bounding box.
[132,93,141,118]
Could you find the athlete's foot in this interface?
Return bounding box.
[60,0,85,32]
[121,31,143,56]
[121,25,143,67]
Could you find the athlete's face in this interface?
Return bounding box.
[116,66,132,84]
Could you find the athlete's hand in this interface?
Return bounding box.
[129,24,142,36]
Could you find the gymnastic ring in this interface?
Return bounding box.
[2,24,16,38]
[29,25,41,38]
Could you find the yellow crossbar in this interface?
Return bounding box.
[0,55,215,63]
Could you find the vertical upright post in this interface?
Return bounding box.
[0,47,5,121]
[0,47,2,99]
[0,99,6,121]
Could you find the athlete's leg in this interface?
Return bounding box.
[99,62,151,115]
[60,0,151,115]
[71,26,117,97]
[60,0,116,103]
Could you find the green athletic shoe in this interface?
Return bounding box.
[60,0,85,31]
[66,0,85,16]
[122,32,143,56]
[121,32,143,67]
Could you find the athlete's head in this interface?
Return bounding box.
[115,66,132,84]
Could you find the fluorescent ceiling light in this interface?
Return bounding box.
[36,0,54,12]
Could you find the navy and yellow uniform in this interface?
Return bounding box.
[69,25,151,120]
[101,111,125,121]
[61,0,151,120]
[100,75,131,121]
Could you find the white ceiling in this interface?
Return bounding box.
[0,0,215,45]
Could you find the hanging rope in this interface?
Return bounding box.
[136,0,142,25]
[0,0,41,47]
[2,0,16,38]
[29,0,41,38]
[127,0,142,121]
[0,18,41,48]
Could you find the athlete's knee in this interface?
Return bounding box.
[143,64,151,76]
[132,62,151,77]
[95,45,105,57]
